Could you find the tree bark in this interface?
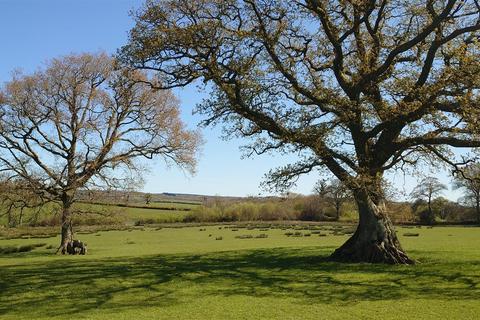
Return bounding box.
[7,204,14,228]
[59,200,73,254]
[427,196,434,225]
[18,208,23,226]
[330,188,415,264]
[476,198,480,224]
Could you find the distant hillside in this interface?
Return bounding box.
[75,189,271,205]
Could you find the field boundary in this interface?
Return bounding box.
[77,201,195,211]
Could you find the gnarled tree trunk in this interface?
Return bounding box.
[59,199,73,254]
[330,188,414,265]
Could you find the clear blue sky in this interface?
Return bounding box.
[0,0,462,200]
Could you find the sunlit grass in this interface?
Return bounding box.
[0,225,479,319]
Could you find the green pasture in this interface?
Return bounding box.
[0,201,194,226]
[0,224,479,319]
[76,203,190,223]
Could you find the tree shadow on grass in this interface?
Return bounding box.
[0,246,479,318]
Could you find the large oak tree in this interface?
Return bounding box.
[121,0,480,264]
[0,53,201,253]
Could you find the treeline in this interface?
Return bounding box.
[1,172,479,227]
[177,195,475,225]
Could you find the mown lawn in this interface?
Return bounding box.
[0,225,479,319]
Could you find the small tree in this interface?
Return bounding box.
[145,193,152,205]
[313,179,349,220]
[411,177,447,224]
[432,196,450,220]
[453,163,480,223]
[0,53,201,253]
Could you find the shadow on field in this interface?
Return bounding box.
[0,247,479,317]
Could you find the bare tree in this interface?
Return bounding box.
[453,163,480,223]
[411,177,447,224]
[0,53,202,253]
[121,1,480,264]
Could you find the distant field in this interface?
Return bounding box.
[120,206,190,223]
[0,201,196,226]
[0,224,479,319]
[77,201,200,210]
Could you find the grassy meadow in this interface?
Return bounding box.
[0,201,198,227]
[78,202,194,224]
[0,224,479,319]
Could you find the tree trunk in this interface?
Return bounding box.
[18,208,23,226]
[427,197,434,225]
[330,189,414,264]
[59,201,73,254]
[476,198,480,224]
[7,204,14,228]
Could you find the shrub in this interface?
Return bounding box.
[258,202,295,221]
[417,210,434,225]
[183,199,299,223]
[225,202,259,221]
[298,197,326,221]
[183,206,224,222]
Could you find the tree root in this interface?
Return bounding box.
[329,240,415,265]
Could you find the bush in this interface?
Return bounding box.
[297,197,325,221]
[183,206,224,223]
[183,200,298,223]
[225,202,259,221]
[417,209,434,225]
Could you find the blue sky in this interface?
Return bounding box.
[0,0,463,200]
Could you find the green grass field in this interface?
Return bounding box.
[77,202,192,223]
[0,224,479,319]
[0,201,195,226]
